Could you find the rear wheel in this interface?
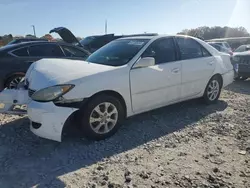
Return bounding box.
[5,74,25,89]
[203,76,222,104]
[78,94,125,140]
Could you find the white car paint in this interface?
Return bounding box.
[25,35,234,142]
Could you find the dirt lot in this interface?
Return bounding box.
[0,80,250,188]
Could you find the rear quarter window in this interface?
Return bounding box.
[11,47,29,57]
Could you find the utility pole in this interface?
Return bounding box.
[31,25,36,37]
[105,20,107,34]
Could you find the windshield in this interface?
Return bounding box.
[86,39,149,66]
[79,36,96,46]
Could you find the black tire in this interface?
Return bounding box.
[234,76,248,81]
[5,74,25,89]
[203,75,222,104]
[78,94,125,141]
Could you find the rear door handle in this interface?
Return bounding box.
[171,68,180,73]
[208,61,214,65]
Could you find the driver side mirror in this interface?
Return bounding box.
[133,57,155,69]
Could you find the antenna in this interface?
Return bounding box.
[105,20,107,34]
[31,25,36,37]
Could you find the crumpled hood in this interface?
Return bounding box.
[26,58,118,91]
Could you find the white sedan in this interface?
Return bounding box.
[25,35,234,142]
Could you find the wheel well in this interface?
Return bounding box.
[213,73,223,87]
[4,72,25,87]
[89,90,127,117]
[61,90,127,140]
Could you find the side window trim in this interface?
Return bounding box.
[173,37,181,60]
[58,45,66,57]
[8,46,30,57]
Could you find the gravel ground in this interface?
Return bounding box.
[0,80,250,188]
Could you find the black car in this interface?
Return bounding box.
[0,41,90,91]
[7,38,48,45]
[50,27,158,53]
[232,44,250,80]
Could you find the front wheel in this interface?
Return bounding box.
[203,76,222,104]
[79,94,125,140]
[5,74,25,89]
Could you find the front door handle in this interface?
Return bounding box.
[171,68,180,73]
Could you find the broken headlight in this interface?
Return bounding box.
[31,84,74,102]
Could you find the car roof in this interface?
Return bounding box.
[117,34,203,41]
[15,38,47,41]
[0,41,78,52]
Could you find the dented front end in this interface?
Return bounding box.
[0,88,29,114]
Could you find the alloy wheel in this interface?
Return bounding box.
[8,76,24,89]
[207,80,220,101]
[89,102,118,134]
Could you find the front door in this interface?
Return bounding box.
[130,37,182,113]
[175,37,216,99]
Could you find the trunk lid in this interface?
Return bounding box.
[50,27,83,47]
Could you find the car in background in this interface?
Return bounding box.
[50,27,158,53]
[209,43,233,56]
[7,38,48,46]
[231,44,250,80]
[25,35,234,142]
[207,41,232,51]
[0,41,90,91]
[234,44,250,53]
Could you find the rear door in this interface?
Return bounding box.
[175,37,216,99]
[5,46,33,73]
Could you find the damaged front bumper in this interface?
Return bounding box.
[0,88,78,142]
[28,101,77,142]
[0,89,29,114]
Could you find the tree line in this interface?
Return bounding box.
[177,26,250,40]
[1,26,249,47]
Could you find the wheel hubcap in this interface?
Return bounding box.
[89,102,118,134]
[8,76,24,89]
[207,80,220,101]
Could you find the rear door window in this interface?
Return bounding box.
[28,44,64,57]
[176,37,211,60]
